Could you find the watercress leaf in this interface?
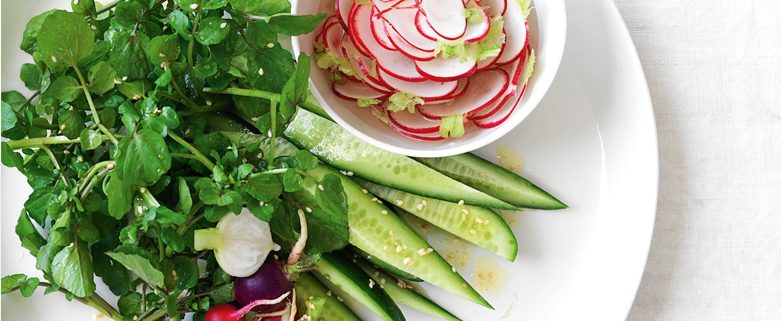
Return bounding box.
[155,68,173,86]
[295,150,318,170]
[172,256,199,289]
[57,110,85,139]
[92,249,130,296]
[245,173,283,202]
[179,0,229,12]
[195,178,220,204]
[268,202,297,250]
[1,102,16,132]
[71,0,96,16]
[16,209,45,257]
[98,105,118,128]
[204,205,231,222]
[18,277,40,297]
[1,142,25,170]
[107,29,151,79]
[142,115,168,136]
[155,206,187,225]
[21,10,57,54]
[193,58,218,78]
[50,210,73,246]
[76,218,100,242]
[245,20,276,47]
[167,10,192,41]
[38,10,95,67]
[88,61,118,94]
[246,200,274,222]
[79,129,103,150]
[2,91,28,112]
[111,1,144,28]
[209,281,234,304]
[119,100,142,130]
[229,0,290,15]
[117,292,143,317]
[247,46,295,92]
[25,186,57,225]
[178,178,193,214]
[116,128,171,186]
[161,227,185,252]
[46,76,82,102]
[145,34,181,66]
[36,243,62,275]
[20,63,42,91]
[1,274,28,294]
[267,14,327,36]
[283,170,303,192]
[195,17,231,45]
[51,242,96,298]
[119,224,140,244]
[279,53,311,119]
[236,163,254,179]
[107,244,165,288]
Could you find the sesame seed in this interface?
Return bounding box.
[371,197,378,202]
[380,210,388,215]
[397,280,406,288]
[189,3,199,10]
[50,56,57,63]
[267,43,275,48]
[373,271,380,277]
[461,283,468,288]
[388,230,394,237]
[368,279,375,288]
[326,291,332,296]
[452,266,457,272]
[220,22,227,29]
[462,208,470,214]
[476,217,485,224]
[122,76,128,81]
[417,248,427,255]
[468,229,477,235]
[346,171,354,176]
[458,200,465,205]
[421,200,427,206]
[158,53,166,58]
[336,296,344,302]
[383,245,390,251]
[396,200,404,206]
[380,278,386,285]
[206,99,213,106]
[318,184,325,191]
[305,207,312,213]
[403,257,412,266]
[416,203,424,211]
[113,79,122,84]
[258,68,264,76]
[395,245,402,253]
[361,189,368,194]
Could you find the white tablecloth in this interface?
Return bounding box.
[615,0,781,320]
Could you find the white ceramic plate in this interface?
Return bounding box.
[1,0,657,320]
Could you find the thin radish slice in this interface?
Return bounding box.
[388,109,441,134]
[481,0,507,17]
[472,51,533,121]
[495,0,529,64]
[417,68,509,119]
[333,79,389,101]
[370,10,397,51]
[323,22,346,52]
[467,90,513,120]
[419,0,467,40]
[384,21,436,61]
[381,8,438,52]
[476,39,504,71]
[461,1,491,42]
[424,78,470,103]
[340,36,395,93]
[373,0,409,12]
[350,3,427,82]
[315,16,340,45]
[336,0,354,29]
[499,50,529,88]
[415,53,477,81]
[414,11,440,41]
[378,69,459,98]
[472,87,523,128]
[390,121,446,141]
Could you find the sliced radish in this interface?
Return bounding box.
[340,36,395,93]
[414,11,440,41]
[388,109,441,134]
[378,69,459,98]
[476,39,504,71]
[316,16,340,45]
[415,53,477,81]
[370,9,397,51]
[381,8,438,52]
[417,68,508,119]
[373,0,410,12]
[424,78,469,103]
[419,0,467,40]
[481,0,507,17]
[472,87,523,128]
[350,3,427,81]
[384,21,436,61]
[323,22,346,52]
[332,79,389,101]
[495,0,529,64]
[461,1,491,42]
[500,51,529,88]
[335,0,354,29]
[390,121,446,141]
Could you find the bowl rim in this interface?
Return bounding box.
[291,0,567,158]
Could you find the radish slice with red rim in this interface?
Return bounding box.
[333,79,389,101]
[388,109,441,134]
[323,22,346,52]
[476,38,504,71]
[414,11,440,41]
[390,120,446,141]
[316,16,340,44]
[415,53,477,81]
[350,4,428,81]
[340,36,395,93]
[370,9,397,51]
[417,68,509,119]
[481,0,507,17]
[423,78,469,103]
[472,87,524,128]
[378,69,459,98]
[336,0,354,29]
[381,8,438,52]
[384,21,436,61]
[461,1,491,42]
[418,0,467,40]
[495,0,529,64]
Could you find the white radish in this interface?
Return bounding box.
[419,0,467,40]
[472,88,522,128]
[495,0,529,64]
[415,11,440,40]
[417,68,509,118]
[378,69,459,98]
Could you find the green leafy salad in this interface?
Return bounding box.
[1,1,567,321]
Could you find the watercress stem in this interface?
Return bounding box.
[87,293,122,321]
[139,187,161,207]
[72,64,119,145]
[6,135,114,150]
[203,87,281,102]
[95,0,122,15]
[77,161,115,194]
[268,99,277,170]
[40,145,72,187]
[168,132,216,170]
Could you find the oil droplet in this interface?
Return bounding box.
[441,235,471,269]
[495,145,524,173]
[497,209,521,227]
[471,256,508,294]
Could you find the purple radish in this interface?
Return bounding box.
[205,292,290,321]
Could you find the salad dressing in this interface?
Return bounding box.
[495,145,524,173]
[471,256,508,293]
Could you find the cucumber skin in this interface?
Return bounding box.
[315,253,405,321]
[352,246,424,282]
[295,273,362,321]
[305,165,493,309]
[357,261,462,321]
[360,180,518,261]
[415,153,567,210]
[283,109,516,210]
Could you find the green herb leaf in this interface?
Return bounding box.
[267,14,327,36]
[117,292,143,317]
[161,227,185,252]
[88,61,118,94]
[107,29,152,79]
[116,128,172,186]
[20,10,57,53]
[167,10,193,41]
[38,11,95,67]
[107,245,165,288]
[178,177,193,215]
[245,173,283,202]
[229,0,290,15]
[1,101,16,132]
[145,34,181,66]
[51,243,96,298]
[79,129,103,150]
[57,110,85,139]
[279,53,312,119]
[196,17,231,45]
[16,209,45,257]
[105,174,133,219]
[46,76,82,102]
[20,63,42,91]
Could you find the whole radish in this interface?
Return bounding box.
[234,258,291,312]
[205,292,290,321]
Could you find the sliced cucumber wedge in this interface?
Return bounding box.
[283,109,516,210]
[360,180,518,261]
[352,246,423,282]
[314,253,405,321]
[415,153,567,209]
[356,260,462,321]
[295,273,361,321]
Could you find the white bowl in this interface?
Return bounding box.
[292,0,567,157]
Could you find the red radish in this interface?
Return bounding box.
[373,0,411,12]
[205,292,290,321]
[384,22,436,61]
[388,109,442,134]
[370,10,397,51]
[417,68,509,118]
[481,0,508,17]
[472,87,524,128]
[500,51,530,88]
[335,0,354,29]
[390,120,446,141]
[461,0,491,42]
[340,36,395,93]
[495,0,529,64]
[378,69,459,98]
[322,23,345,52]
[415,53,477,81]
[332,79,389,100]
[418,0,467,40]
[315,16,339,45]
[381,8,438,52]
[234,259,292,313]
[468,90,513,120]
[350,3,428,81]
[414,11,440,40]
